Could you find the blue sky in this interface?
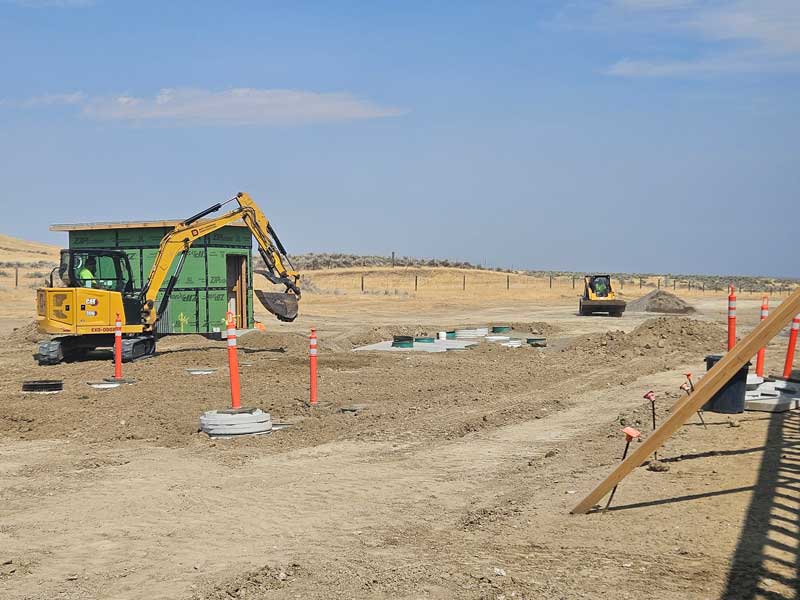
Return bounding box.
[1,0,798,276]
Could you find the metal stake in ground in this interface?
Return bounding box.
[604,427,641,511]
[643,390,657,460]
[680,382,707,429]
[684,372,695,393]
[309,328,318,406]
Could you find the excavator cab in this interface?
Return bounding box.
[59,249,135,293]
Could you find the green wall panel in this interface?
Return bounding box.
[67,225,254,333]
[70,230,117,248]
[116,228,166,247]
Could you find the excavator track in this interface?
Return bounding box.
[37,340,65,366]
[37,335,156,366]
[121,335,156,362]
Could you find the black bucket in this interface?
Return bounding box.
[702,355,750,414]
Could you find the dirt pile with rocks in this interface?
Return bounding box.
[342,324,434,348]
[627,290,696,314]
[572,316,726,359]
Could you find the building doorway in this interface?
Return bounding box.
[226,254,248,329]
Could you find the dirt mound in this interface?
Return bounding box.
[627,290,695,314]
[508,321,561,336]
[340,322,559,348]
[573,316,726,359]
[238,330,311,354]
[5,320,48,344]
[192,563,305,599]
[342,324,435,348]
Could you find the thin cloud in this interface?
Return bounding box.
[23,92,86,107]
[604,0,800,77]
[613,0,695,10]
[10,87,407,125]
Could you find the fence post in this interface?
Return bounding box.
[361,275,364,293]
[572,277,575,289]
[658,279,661,289]
[549,275,552,289]
[639,278,642,289]
[462,275,466,291]
[507,275,510,290]
[15,267,19,288]
[415,275,418,292]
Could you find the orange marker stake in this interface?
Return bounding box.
[226,312,241,410]
[605,427,641,511]
[684,372,694,393]
[727,286,737,351]
[113,312,123,380]
[756,296,768,377]
[783,315,800,380]
[309,328,318,406]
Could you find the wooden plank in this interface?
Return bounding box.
[572,287,800,514]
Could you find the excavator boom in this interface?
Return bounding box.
[140,192,300,329]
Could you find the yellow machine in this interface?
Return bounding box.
[579,274,625,317]
[36,192,300,365]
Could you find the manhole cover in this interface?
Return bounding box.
[22,380,63,394]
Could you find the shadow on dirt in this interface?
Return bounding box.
[722,410,800,599]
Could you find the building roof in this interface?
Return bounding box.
[50,219,247,232]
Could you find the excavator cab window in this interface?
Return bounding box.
[60,249,134,293]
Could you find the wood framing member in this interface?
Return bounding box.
[572,287,800,514]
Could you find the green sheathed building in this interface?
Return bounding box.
[50,220,254,334]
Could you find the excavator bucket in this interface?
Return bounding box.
[255,290,299,322]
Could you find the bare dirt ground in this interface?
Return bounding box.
[1,252,799,598]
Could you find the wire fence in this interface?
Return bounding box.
[301,271,799,298]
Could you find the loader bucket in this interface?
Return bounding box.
[255,290,299,322]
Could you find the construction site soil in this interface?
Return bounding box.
[1,318,720,450]
[2,301,799,599]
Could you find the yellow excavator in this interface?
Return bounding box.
[36,192,300,365]
[579,274,625,317]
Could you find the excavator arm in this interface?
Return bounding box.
[139,192,300,330]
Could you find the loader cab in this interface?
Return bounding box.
[59,249,135,294]
[588,275,611,298]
